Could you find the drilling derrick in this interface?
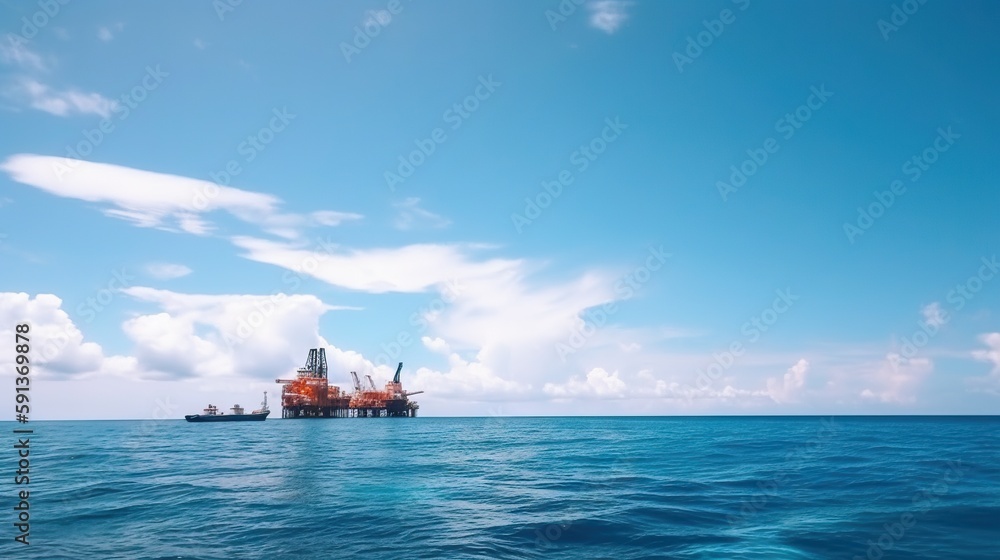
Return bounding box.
[275,348,350,418]
[276,350,420,418]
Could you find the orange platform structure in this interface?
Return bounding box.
[276,349,421,418]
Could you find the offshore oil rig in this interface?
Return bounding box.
[275,348,422,418]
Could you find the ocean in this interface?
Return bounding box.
[3,416,998,559]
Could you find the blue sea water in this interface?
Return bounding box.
[2,416,998,559]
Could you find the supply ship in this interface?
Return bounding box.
[185,392,270,422]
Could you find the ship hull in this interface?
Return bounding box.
[184,412,269,422]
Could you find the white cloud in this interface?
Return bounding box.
[119,287,360,381]
[587,1,631,34]
[231,237,519,294]
[9,287,947,416]
[230,234,637,402]
[542,366,779,403]
[421,336,451,355]
[860,352,932,403]
[0,155,362,238]
[922,302,948,328]
[766,359,809,403]
[145,263,193,280]
[410,349,532,399]
[1,36,119,119]
[230,234,647,404]
[393,197,451,230]
[0,292,120,378]
[544,368,627,398]
[0,34,47,71]
[972,333,1000,376]
[626,367,770,403]
[0,288,358,386]
[11,77,118,118]
[98,23,124,42]
[193,38,208,50]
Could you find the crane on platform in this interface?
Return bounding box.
[387,363,422,397]
[350,371,362,393]
[365,374,377,391]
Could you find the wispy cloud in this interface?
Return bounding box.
[230,237,517,294]
[193,38,208,50]
[0,155,362,238]
[1,37,118,118]
[587,0,631,34]
[146,263,193,280]
[393,197,451,230]
[972,333,1000,375]
[14,78,118,118]
[98,23,124,42]
[860,352,932,403]
[544,368,627,398]
[0,34,47,71]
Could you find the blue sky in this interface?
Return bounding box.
[1,0,999,419]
